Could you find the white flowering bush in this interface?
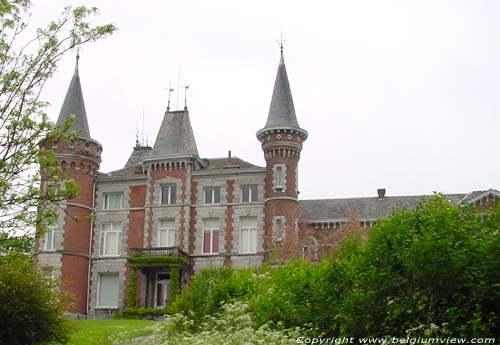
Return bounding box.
[144,301,306,345]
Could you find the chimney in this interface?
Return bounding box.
[228,150,232,164]
[377,188,386,199]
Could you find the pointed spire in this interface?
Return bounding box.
[56,52,91,138]
[262,44,301,130]
[150,110,199,158]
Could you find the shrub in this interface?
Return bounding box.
[114,307,169,320]
[148,301,305,345]
[0,253,72,344]
[168,267,254,326]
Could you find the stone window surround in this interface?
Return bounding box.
[99,222,122,257]
[239,216,258,254]
[152,177,182,205]
[272,216,286,242]
[157,219,176,247]
[96,272,120,309]
[103,192,123,210]
[272,164,287,192]
[202,218,220,254]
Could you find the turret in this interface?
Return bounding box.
[257,46,307,259]
[37,55,101,315]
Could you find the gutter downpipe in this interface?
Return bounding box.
[86,177,96,318]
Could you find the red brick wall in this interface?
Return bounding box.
[60,254,89,314]
[128,185,146,253]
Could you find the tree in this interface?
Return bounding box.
[0,253,72,345]
[0,0,115,236]
[0,1,114,343]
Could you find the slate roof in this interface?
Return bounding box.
[124,144,152,168]
[56,62,91,138]
[262,49,302,130]
[150,109,199,159]
[299,194,466,222]
[202,157,264,171]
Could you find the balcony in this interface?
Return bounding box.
[129,246,190,268]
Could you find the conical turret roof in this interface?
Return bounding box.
[263,48,301,130]
[56,58,91,138]
[150,109,199,158]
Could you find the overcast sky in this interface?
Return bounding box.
[33,0,499,200]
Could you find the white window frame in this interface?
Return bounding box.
[96,273,119,308]
[157,219,176,247]
[241,185,258,203]
[44,225,57,251]
[160,184,177,204]
[240,217,258,254]
[103,192,123,210]
[204,187,221,204]
[203,219,219,254]
[99,223,122,257]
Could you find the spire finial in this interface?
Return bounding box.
[184,84,190,110]
[135,127,140,147]
[166,82,174,111]
[277,34,285,65]
[74,45,81,75]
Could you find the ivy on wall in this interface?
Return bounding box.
[126,253,189,309]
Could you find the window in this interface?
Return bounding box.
[158,220,175,247]
[273,218,284,242]
[161,185,176,204]
[274,166,284,190]
[45,183,60,197]
[44,225,57,250]
[99,223,122,256]
[203,218,219,254]
[204,187,221,204]
[97,273,119,308]
[241,185,258,203]
[240,216,257,253]
[103,192,123,209]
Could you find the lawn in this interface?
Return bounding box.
[65,319,158,345]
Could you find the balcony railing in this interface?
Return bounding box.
[131,246,190,261]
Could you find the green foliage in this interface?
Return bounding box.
[129,253,189,268]
[0,253,72,344]
[169,266,180,304]
[168,267,254,326]
[320,196,500,337]
[148,301,305,345]
[114,306,169,320]
[126,267,137,307]
[0,0,115,234]
[166,196,499,338]
[0,232,34,254]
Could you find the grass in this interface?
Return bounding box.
[64,319,157,345]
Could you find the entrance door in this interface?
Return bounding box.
[155,273,170,308]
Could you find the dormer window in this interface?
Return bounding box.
[161,185,176,204]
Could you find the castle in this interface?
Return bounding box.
[35,48,499,317]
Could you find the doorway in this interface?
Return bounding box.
[154,272,170,308]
